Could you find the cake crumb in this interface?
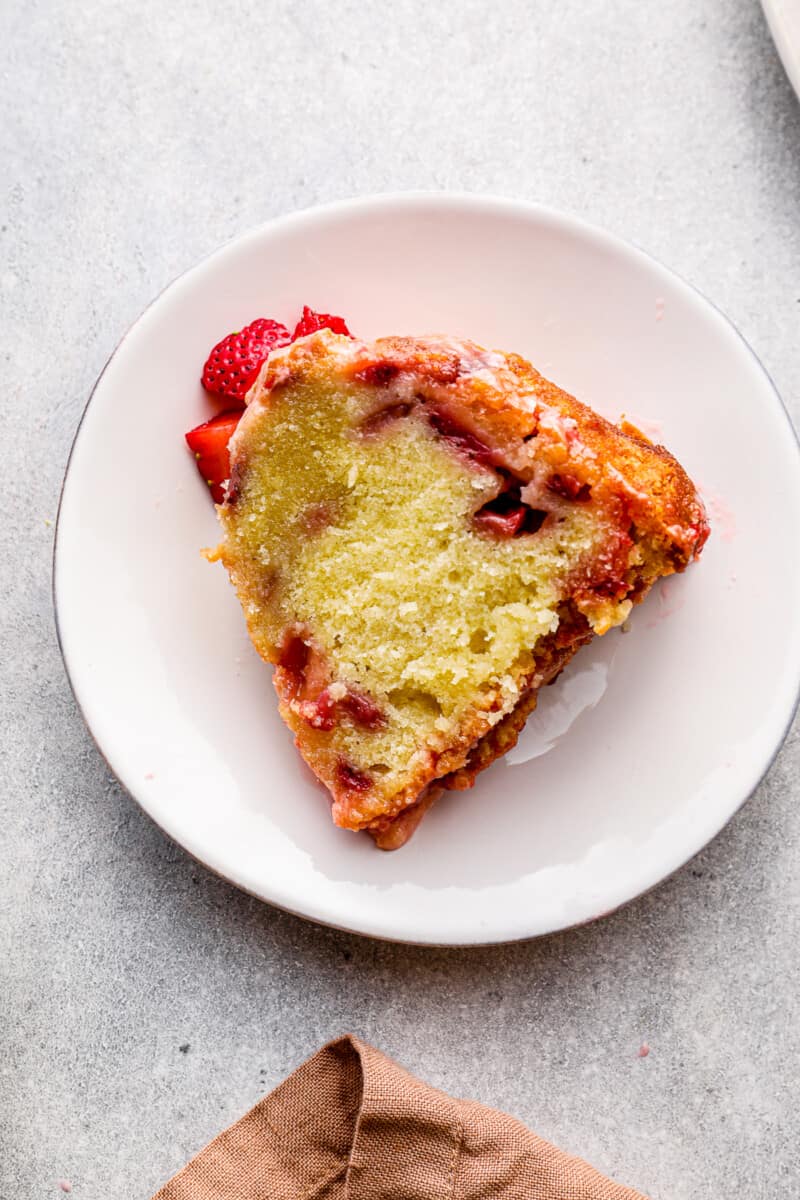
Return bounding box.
[637,1043,650,1058]
[701,487,736,543]
[144,772,155,781]
[58,1182,72,1194]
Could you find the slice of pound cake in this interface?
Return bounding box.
[209,329,709,849]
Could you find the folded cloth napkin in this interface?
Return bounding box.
[153,1035,646,1200]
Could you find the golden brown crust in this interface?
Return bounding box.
[350,335,708,567]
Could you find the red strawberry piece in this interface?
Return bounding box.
[294,684,385,732]
[547,472,591,502]
[292,306,351,339]
[473,506,528,537]
[355,362,400,387]
[428,410,495,467]
[340,689,386,729]
[336,759,372,793]
[295,692,337,731]
[278,633,310,674]
[185,410,242,504]
[201,318,291,404]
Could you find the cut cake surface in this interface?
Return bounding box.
[211,330,709,848]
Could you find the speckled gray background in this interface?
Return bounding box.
[2,1,799,1197]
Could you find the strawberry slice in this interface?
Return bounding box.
[185,410,242,503]
[201,318,291,405]
[473,506,527,537]
[292,306,351,339]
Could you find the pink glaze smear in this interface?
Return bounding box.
[701,487,736,543]
[644,579,686,629]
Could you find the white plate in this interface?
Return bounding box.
[54,194,800,945]
[762,0,800,100]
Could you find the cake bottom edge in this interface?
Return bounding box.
[366,614,594,850]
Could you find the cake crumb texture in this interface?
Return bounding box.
[215,331,708,843]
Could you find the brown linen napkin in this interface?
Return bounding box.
[153,1034,647,1200]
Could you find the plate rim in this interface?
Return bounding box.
[762,0,800,101]
[53,190,800,945]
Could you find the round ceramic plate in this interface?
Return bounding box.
[762,0,800,99]
[55,194,800,944]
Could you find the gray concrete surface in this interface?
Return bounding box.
[2,1,799,1197]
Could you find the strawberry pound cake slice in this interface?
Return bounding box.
[209,330,709,849]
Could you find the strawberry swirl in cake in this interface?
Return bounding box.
[187,316,708,849]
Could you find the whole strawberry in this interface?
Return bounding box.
[201,318,291,404]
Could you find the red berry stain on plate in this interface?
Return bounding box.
[700,486,736,544]
[644,579,686,630]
